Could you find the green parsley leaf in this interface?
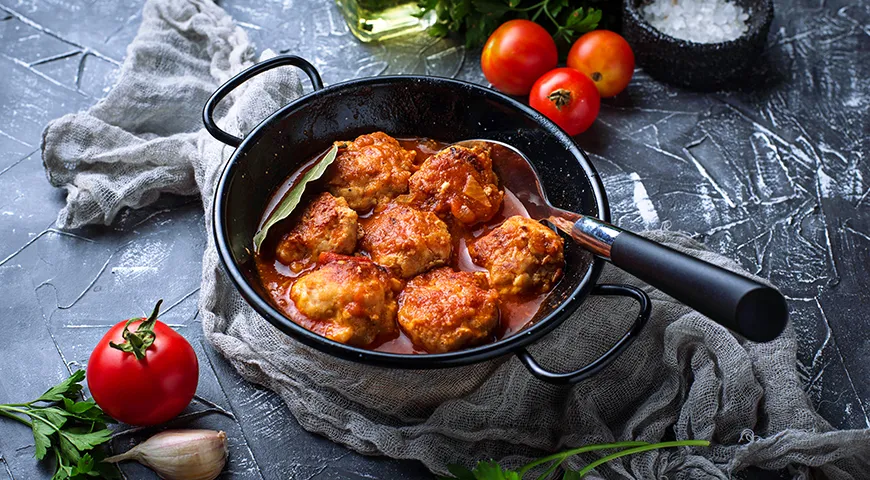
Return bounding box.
[71,453,95,476]
[62,429,113,452]
[418,0,609,48]
[562,470,582,480]
[440,461,521,480]
[37,370,85,403]
[32,419,54,460]
[58,435,83,465]
[59,399,113,424]
[0,372,116,480]
[52,462,74,480]
[429,21,450,37]
[471,0,511,16]
[471,460,520,480]
[444,439,711,479]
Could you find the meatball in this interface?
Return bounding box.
[326,132,417,211]
[275,192,359,272]
[290,254,401,347]
[398,268,500,353]
[469,216,565,296]
[360,203,452,278]
[408,145,504,226]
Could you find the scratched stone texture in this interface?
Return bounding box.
[0,0,866,478]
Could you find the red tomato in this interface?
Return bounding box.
[87,301,198,426]
[529,68,600,136]
[567,30,635,98]
[481,20,557,96]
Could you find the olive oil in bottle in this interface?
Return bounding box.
[336,0,435,42]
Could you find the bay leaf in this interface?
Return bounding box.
[253,144,340,253]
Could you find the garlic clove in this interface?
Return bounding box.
[105,429,228,480]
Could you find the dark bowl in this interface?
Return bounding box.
[204,56,652,384]
[622,0,774,91]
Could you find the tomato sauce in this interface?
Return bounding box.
[254,137,550,354]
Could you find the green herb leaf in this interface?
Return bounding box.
[418,0,609,48]
[39,407,70,427]
[37,370,85,403]
[441,461,521,480]
[447,439,711,480]
[471,0,511,16]
[60,398,113,424]
[61,398,94,415]
[562,471,582,480]
[62,429,113,452]
[450,0,472,25]
[429,21,450,37]
[32,419,54,459]
[564,7,601,34]
[448,464,478,479]
[52,461,73,480]
[58,434,82,466]
[71,453,95,476]
[1,372,116,480]
[253,144,340,253]
[472,460,520,480]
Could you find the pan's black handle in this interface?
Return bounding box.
[609,231,787,342]
[203,55,323,148]
[569,218,788,343]
[516,284,650,385]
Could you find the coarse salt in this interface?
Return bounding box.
[641,0,750,44]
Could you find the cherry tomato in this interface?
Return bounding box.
[87,300,198,426]
[481,20,558,96]
[567,30,635,98]
[529,68,600,136]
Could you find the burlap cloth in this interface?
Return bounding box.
[40,0,870,478]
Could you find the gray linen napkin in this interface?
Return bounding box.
[41,0,870,478]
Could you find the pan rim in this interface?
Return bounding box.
[212,74,610,368]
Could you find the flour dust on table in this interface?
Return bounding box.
[39,0,870,478]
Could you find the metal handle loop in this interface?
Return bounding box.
[202,55,323,147]
[516,283,651,385]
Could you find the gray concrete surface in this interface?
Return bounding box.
[0,0,866,478]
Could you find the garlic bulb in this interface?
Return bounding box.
[105,429,227,480]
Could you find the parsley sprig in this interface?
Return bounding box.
[418,0,610,47]
[440,439,711,479]
[0,371,119,480]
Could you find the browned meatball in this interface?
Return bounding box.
[275,192,359,272]
[360,203,452,278]
[326,132,417,211]
[469,216,565,296]
[290,254,401,347]
[398,268,500,353]
[408,145,504,226]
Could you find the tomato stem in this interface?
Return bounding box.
[109,300,163,360]
[547,88,572,111]
[591,72,602,82]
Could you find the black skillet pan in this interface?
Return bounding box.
[203,55,785,385]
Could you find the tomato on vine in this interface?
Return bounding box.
[87,300,199,426]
